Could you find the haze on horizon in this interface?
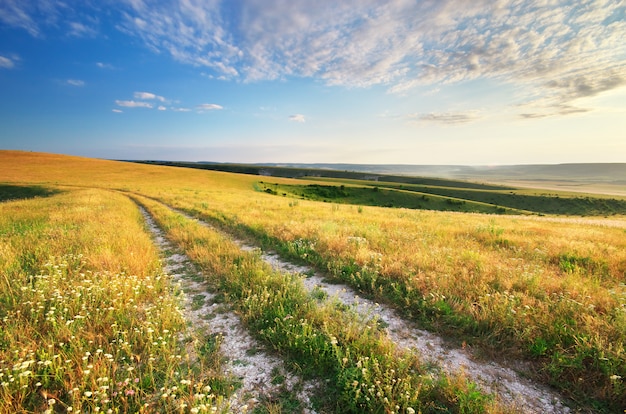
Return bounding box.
[1,1,625,166]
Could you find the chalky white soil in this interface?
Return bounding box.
[258,250,572,414]
[139,207,317,413]
[145,202,576,413]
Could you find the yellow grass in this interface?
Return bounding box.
[2,150,625,410]
[0,186,227,412]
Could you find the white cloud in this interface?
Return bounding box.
[410,111,481,125]
[157,105,167,111]
[289,114,306,123]
[67,79,85,87]
[68,21,97,37]
[117,0,240,77]
[0,1,42,36]
[114,0,626,115]
[171,107,191,112]
[112,109,123,113]
[5,0,626,118]
[115,100,153,108]
[0,1,98,38]
[0,55,16,69]
[96,62,114,69]
[197,103,223,110]
[134,91,166,101]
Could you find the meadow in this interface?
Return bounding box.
[1,150,625,413]
[0,187,228,412]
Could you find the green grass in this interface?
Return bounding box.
[133,161,514,191]
[260,179,626,216]
[262,182,522,214]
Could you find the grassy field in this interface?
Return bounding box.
[1,150,625,412]
[0,187,229,412]
[258,179,626,216]
[139,160,626,215]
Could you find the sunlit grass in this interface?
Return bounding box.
[0,189,228,412]
[2,150,625,411]
[148,186,626,410]
[133,194,508,413]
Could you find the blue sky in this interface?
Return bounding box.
[1,0,625,165]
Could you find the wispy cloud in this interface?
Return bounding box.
[410,111,481,125]
[115,92,172,110]
[288,114,306,123]
[519,104,592,120]
[96,62,115,69]
[0,55,17,69]
[114,0,625,115]
[197,103,223,111]
[0,1,97,38]
[68,21,97,37]
[115,100,153,108]
[134,91,166,102]
[0,1,42,36]
[112,109,123,113]
[66,79,85,87]
[6,0,626,118]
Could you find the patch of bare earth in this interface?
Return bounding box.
[139,206,317,413]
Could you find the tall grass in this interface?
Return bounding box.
[133,194,507,413]
[147,187,626,410]
[2,150,625,410]
[0,189,227,412]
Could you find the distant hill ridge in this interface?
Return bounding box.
[192,162,626,184]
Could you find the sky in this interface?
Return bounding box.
[0,0,625,165]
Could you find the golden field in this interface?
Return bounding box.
[1,150,624,413]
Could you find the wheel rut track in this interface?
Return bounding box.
[136,196,576,414]
[137,203,318,413]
